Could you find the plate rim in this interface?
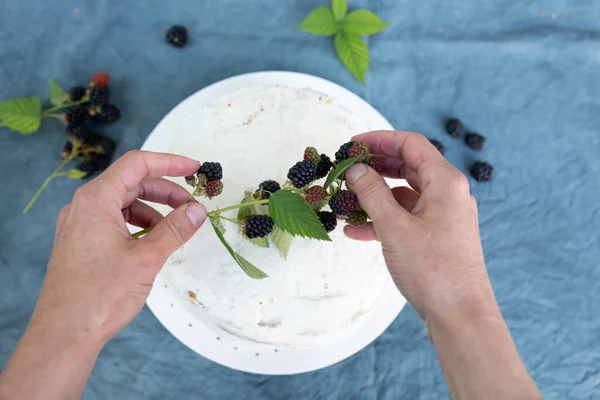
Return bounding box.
[142,71,406,375]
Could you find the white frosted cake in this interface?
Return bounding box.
[157,85,392,349]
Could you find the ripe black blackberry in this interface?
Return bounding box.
[198,162,223,181]
[75,154,111,178]
[315,154,333,179]
[64,106,88,126]
[335,141,354,163]
[257,180,281,199]
[470,161,493,182]
[69,86,87,102]
[317,211,337,233]
[429,139,445,155]
[166,25,188,48]
[86,134,117,158]
[66,125,91,142]
[243,215,274,239]
[446,118,464,138]
[328,189,358,216]
[61,141,73,159]
[287,159,317,188]
[465,133,486,150]
[89,86,109,106]
[93,104,120,124]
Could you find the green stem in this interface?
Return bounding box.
[132,226,154,239]
[41,98,88,117]
[43,113,64,121]
[207,199,269,217]
[23,145,80,214]
[220,216,241,225]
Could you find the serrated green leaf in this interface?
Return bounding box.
[299,6,340,36]
[245,236,269,248]
[271,226,293,259]
[66,169,87,179]
[331,0,347,21]
[211,219,268,280]
[49,79,69,106]
[0,97,42,134]
[323,156,361,189]
[209,216,226,235]
[334,31,369,85]
[268,190,331,241]
[342,10,390,35]
[237,197,257,221]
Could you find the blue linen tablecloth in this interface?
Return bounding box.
[1,1,599,398]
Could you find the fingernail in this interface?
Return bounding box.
[185,203,206,228]
[346,163,368,184]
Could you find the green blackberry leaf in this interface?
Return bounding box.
[299,6,340,36]
[271,226,293,259]
[268,190,331,241]
[209,216,226,235]
[245,236,269,248]
[331,0,347,21]
[323,155,361,189]
[334,31,369,85]
[342,10,390,35]
[66,169,88,179]
[211,219,268,280]
[49,79,69,106]
[0,97,42,134]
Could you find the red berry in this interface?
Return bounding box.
[206,180,224,199]
[90,72,110,88]
[348,141,370,161]
[368,157,382,173]
[304,185,327,205]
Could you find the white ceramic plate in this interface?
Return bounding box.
[140,71,406,375]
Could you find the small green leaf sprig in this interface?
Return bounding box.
[299,0,390,84]
[0,79,89,134]
[133,141,377,280]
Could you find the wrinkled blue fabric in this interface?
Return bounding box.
[1,1,599,399]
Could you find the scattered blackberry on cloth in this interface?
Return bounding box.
[89,86,109,107]
[429,139,445,155]
[64,106,88,126]
[166,25,188,47]
[329,190,358,216]
[470,161,493,182]
[315,154,333,179]
[287,159,317,188]
[257,180,280,199]
[93,104,120,124]
[317,211,337,233]
[446,118,464,138]
[243,215,274,239]
[69,86,87,101]
[335,141,354,163]
[465,133,486,150]
[198,162,223,181]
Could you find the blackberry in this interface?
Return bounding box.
[75,154,111,178]
[348,141,370,160]
[470,161,493,182]
[66,125,91,142]
[243,215,274,239]
[335,141,354,163]
[206,180,223,199]
[429,139,445,155]
[69,86,87,101]
[446,118,464,138]
[317,211,337,233]
[303,147,321,164]
[257,180,281,199]
[287,159,317,188]
[86,134,116,158]
[198,162,223,181]
[61,141,73,159]
[304,185,327,205]
[90,72,110,88]
[166,25,188,48]
[89,86,109,106]
[368,157,382,173]
[315,154,333,179]
[64,106,88,126]
[93,104,120,124]
[346,210,368,226]
[465,133,486,151]
[328,190,358,216]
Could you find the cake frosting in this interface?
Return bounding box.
[156,85,393,349]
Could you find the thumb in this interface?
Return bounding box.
[140,202,206,260]
[345,163,405,223]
